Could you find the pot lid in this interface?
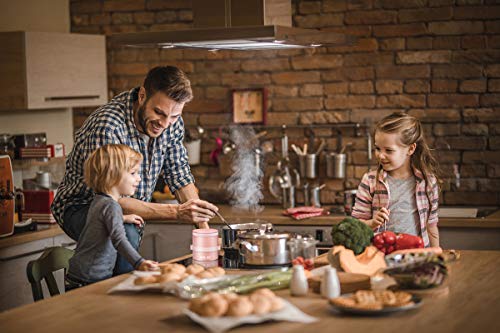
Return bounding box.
[222,222,273,231]
[238,230,290,240]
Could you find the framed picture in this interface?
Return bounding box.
[232,88,267,124]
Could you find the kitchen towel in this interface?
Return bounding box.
[283,206,329,220]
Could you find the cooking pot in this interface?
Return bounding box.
[221,222,273,249]
[237,230,291,266]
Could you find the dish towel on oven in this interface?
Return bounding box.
[283,206,329,220]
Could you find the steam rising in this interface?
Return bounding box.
[224,126,264,213]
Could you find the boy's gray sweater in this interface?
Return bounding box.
[68,194,144,282]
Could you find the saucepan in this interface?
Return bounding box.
[237,230,291,266]
[221,222,273,249]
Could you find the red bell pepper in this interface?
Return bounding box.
[372,231,424,254]
[395,233,424,250]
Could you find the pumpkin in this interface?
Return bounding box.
[327,245,387,277]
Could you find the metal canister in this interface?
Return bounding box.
[326,153,346,179]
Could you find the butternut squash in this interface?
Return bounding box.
[328,245,387,277]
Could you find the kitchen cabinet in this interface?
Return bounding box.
[0,31,107,110]
[0,233,75,312]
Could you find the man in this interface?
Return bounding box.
[51,66,218,274]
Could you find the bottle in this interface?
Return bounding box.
[321,267,341,299]
[290,265,308,296]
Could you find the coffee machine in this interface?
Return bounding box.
[0,155,15,237]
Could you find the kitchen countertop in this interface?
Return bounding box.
[1,206,499,250]
[148,205,500,228]
[0,224,64,250]
[0,250,498,333]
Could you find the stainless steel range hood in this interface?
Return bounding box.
[109,0,353,50]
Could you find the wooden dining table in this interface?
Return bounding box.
[0,250,499,333]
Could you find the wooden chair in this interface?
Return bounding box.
[26,246,74,301]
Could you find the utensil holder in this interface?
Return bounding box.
[326,153,346,179]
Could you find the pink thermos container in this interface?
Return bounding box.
[191,229,219,261]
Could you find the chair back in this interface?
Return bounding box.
[26,246,74,301]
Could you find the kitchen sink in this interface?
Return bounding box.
[438,207,498,218]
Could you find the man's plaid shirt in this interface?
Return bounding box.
[51,87,194,226]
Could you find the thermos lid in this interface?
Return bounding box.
[192,228,218,236]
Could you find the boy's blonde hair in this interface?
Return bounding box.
[84,144,142,194]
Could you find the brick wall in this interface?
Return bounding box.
[71,0,500,206]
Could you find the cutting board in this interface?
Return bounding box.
[309,271,371,294]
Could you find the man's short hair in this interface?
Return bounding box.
[143,66,193,103]
[84,144,143,194]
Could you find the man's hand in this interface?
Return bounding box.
[123,214,144,226]
[177,199,218,227]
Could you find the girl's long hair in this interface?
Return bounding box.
[374,112,441,213]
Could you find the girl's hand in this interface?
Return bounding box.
[370,208,390,229]
[123,214,144,226]
[138,260,159,271]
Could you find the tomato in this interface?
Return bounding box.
[373,234,385,248]
[382,231,397,245]
[387,245,395,254]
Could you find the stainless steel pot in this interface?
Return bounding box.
[221,222,273,249]
[237,230,291,266]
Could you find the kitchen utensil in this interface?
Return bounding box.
[343,189,357,215]
[269,160,301,209]
[310,184,325,208]
[305,153,318,179]
[315,139,326,156]
[237,230,291,266]
[35,171,52,189]
[191,229,219,262]
[221,222,273,249]
[303,183,310,206]
[326,152,346,179]
[214,210,233,230]
[287,234,319,260]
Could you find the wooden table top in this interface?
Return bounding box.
[0,250,499,333]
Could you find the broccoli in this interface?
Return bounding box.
[331,217,374,255]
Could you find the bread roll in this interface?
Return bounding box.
[226,296,253,317]
[161,263,186,275]
[134,275,158,285]
[206,267,225,277]
[195,270,214,279]
[268,296,284,312]
[249,293,272,315]
[196,293,228,317]
[221,292,239,303]
[158,272,181,283]
[186,263,205,275]
[252,288,276,299]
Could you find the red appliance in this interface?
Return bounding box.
[0,156,15,237]
[23,190,56,224]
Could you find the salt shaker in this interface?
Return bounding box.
[290,265,309,296]
[321,266,341,299]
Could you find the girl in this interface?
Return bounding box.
[66,144,158,289]
[351,112,441,247]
